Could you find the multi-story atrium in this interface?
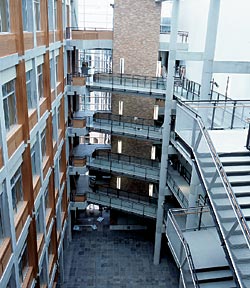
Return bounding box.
[0,0,250,287]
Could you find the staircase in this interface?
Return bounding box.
[196,266,236,288]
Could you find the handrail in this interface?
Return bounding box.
[166,172,189,208]
[177,101,250,287]
[93,186,158,206]
[167,209,200,287]
[93,150,160,168]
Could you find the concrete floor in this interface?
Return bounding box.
[62,210,179,288]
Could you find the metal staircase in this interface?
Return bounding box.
[175,102,250,288]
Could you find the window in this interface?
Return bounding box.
[151,146,156,160]
[37,64,43,99]
[6,267,16,288]
[26,70,36,109]
[153,105,159,120]
[116,177,121,190]
[40,256,47,285]
[18,243,29,283]
[0,0,9,32]
[54,0,57,29]
[118,140,122,154]
[44,186,50,211]
[54,161,59,190]
[34,0,40,31]
[52,112,57,141]
[31,141,40,176]
[118,101,123,115]
[48,0,53,30]
[41,128,47,160]
[149,184,153,197]
[11,168,23,213]
[35,203,44,234]
[50,59,55,89]
[119,58,124,74]
[57,105,61,130]
[2,80,17,131]
[55,55,59,83]
[22,0,32,31]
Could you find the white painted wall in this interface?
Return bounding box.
[178,0,250,99]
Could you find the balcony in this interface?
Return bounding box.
[68,111,88,136]
[88,150,160,182]
[90,112,163,140]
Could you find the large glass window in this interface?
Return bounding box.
[18,243,29,284]
[34,0,40,31]
[35,203,44,234]
[48,0,54,30]
[22,0,33,31]
[41,128,47,160]
[54,0,57,29]
[31,140,40,176]
[11,168,23,213]
[0,0,9,32]
[26,70,37,109]
[2,80,17,131]
[50,59,55,89]
[37,64,43,99]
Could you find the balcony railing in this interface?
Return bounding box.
[93,186,158,206]
[185,100,250,130]
[92,112,162,139]
[92,150,160,168]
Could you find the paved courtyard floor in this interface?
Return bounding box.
[62,210,179,288]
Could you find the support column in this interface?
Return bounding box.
[153,0,180,265]
[186,166,200,229]
[200,0,221,101]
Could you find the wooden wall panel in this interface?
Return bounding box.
[24,33,34,51]
[28,110,38,132]
[9,0,24,55]
[36,32,46,47]
[7,125,23,158]
[0,34,17,57]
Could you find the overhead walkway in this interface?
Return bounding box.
[87,186,158,218]
[65,27,189,52]
[87,73,167,98]
[88,150,160,182]
[175,102,250,288]
[89,111,163,141]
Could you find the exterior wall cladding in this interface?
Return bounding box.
[112,0,161,76]
[109,0,162,195]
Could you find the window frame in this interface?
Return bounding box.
[11,168,23,213]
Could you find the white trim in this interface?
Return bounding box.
[37,55,44,66]
[0,66,16,84]
[25,59,33,72]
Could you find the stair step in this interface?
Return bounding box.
[219,156,250,165]
[213,198,232,209]
[197,269,233,282]
[237,197,250,206]
[237,262,250,278]
[224,165,250,175]
[219,152,250,158]
[234,186,250,197]
[232,247,250,263]
[241,208,250,218]
[218,209,236,222]
[228,175,250,185]
[199,280,236,288]
[228,234,249,248]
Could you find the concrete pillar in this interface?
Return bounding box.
[153,0,180,265]
[186,166,200,229]
[200,0,221,101]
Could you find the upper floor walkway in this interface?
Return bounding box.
[65,27,189,52]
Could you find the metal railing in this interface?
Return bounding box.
[166,172,189,208]
[92,150,160,168]
[92,73,166,92]
[185,100,250,130]
[92,112,163,139]
[176,101,250,287]
[93,186,158,206]
[160,25,189,43]
[166,208,206,288]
